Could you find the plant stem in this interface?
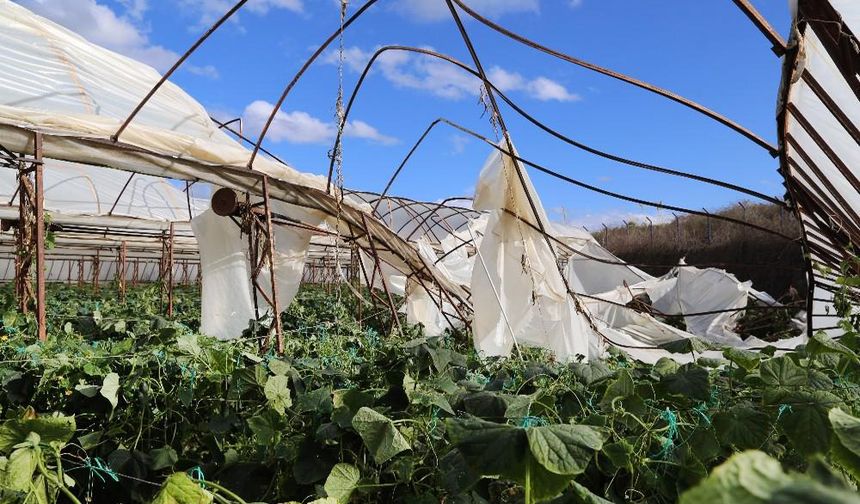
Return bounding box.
[202,479,250,504]
[524,459,532,504]
[37,457,82,504]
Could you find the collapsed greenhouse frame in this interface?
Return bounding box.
[0,0,855,361]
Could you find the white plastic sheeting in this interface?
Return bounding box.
[192,203,323,340]
[0,0,324,193]
[470,143,594,361]
[0,159,203,223]
[779,0,860,337]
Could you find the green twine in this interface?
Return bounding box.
[428,406,440,434]
[519,416,547,428]
[85,457,119,483]
[187,465,205,488]
[693,402,711,425]
[777,403,793,420]
[655,408,679,459]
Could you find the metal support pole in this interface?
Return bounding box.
[259,175,284,353]
[703,208,712,244]
[33,134,46,341]
[92,251,100,292]
[646,216,653,247]
[117,240,127,302]
[161,222,174,317]
[360,214,403,337]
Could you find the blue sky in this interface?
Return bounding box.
[18,0,792,228]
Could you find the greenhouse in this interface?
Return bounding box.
[0,0,858,503]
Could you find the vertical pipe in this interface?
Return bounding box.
[360,214,403,337]
[260,176,284,353]
[118,241,127,302]
[33,133,46,341]
[166,222,174,317]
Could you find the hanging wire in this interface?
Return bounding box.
[332,0,349,338]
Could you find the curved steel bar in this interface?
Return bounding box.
[436,117,798,242]
[113,0,248,141]
[209,116,291,167]
[327,45,785,208]
[248,0,381,171]
[450,0,779,157]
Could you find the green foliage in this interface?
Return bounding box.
[0,284,858,503]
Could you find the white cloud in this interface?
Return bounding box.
[559,209,673,230]
[526,76,580,102]
[344,120,398,145]
[242,100,397,145]
[450,134,470,155]
[179,0,302,29]
[325,46,579,102]
[392,0,539,22]
[569,0,583,7]
[117,0,148,20]
[187,64,220,79]
[488,67,579,102]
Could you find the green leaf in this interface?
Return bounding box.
[569,361,614,385]
[600,369,634,408]
[659,338,713,355]
[100,373,120,410]
[771,479,860,504]
[2,446,35,492]
[351,407,410,464]
[660,365,710,401]
[149,446,179,471]
[829,408,860,457]
[525,424,604,475]
[264,375,292,415]
[760,357,806,388]
[679,451,791,504]
[446,417,526,478]
[652,357,680,377]
[323,463,360,504]
[828,408,860,479]
[778,391,837,456]
[723,348,761,371]
[151,473,213,504]
[267,358,292,376]
[807,332,858,361]
[331,389,374,428]
[296,387,334,415]
[176,334,202,358]
[713,405,770,450]
[0,414,76,452]
[569,480,613,504]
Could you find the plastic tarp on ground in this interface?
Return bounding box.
[470,142,595,361]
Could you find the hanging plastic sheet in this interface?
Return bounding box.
[470,142,594,361]
[191,202,322,340]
